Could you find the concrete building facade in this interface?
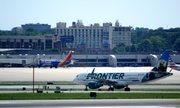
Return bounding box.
[0,34,60,51]
[56,20,132,52]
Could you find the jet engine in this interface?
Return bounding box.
[113,85,125,89]
[88,81,103,89]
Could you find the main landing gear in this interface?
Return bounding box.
[108,86,114,91]
[124,87,130,91]
[84,85,88,91]
[84,85,130,91]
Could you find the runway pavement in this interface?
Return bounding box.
[0,99,180,107]
[0,67,179,84]
[0,67,180,108]
[1,85,180,91]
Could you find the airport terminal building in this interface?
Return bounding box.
[0,34,60,52]
[0,52,179,67]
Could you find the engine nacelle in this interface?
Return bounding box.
[88,81,103,89]
[113,85,125,89]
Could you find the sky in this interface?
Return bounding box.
[0,0,180,30]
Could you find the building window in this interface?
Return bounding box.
[45,40,52,49]
[38,39,41,49]
[6,39,10,48]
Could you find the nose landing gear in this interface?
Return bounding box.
[84,85,88,91]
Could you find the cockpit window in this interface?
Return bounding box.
[76,75,79,77]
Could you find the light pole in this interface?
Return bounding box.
[33,65,34,93]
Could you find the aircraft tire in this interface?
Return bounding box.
[84,88,88,91]
[84,85,88,91]
[124,87,130,91]
[108,87,114,91]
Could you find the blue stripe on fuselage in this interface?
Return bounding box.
[132,80,139,82]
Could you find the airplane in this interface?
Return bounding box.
[168,56,180,71]
[73,50,173,91]
[39,51,74,68]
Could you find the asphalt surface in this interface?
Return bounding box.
[0,67,179,84]
[0,99,180,108]
[0,67,180,92]
[1,85,180,91]
[0,67,180,108]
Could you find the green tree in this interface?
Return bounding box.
[23,28,42,36]
[173,37,180,51]
[119,46,126,52]
[40,28,55,35]
[26,28,36,32]
[150,36,166,52]
[112,43,126,53]
[137,39,152,52]
[130,44,137,52]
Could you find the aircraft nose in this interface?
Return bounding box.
[73,77,78,83]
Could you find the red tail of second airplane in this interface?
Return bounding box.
[168,56,179,70]
[58,51,73,67]
[169,57,176,66]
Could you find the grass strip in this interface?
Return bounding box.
[0,93,180,100]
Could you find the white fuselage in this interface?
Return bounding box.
[73,71,172,86]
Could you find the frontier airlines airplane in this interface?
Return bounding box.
[73,50,173,91]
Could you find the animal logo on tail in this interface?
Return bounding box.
[151,50,170,72]
[157,60,167,72]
